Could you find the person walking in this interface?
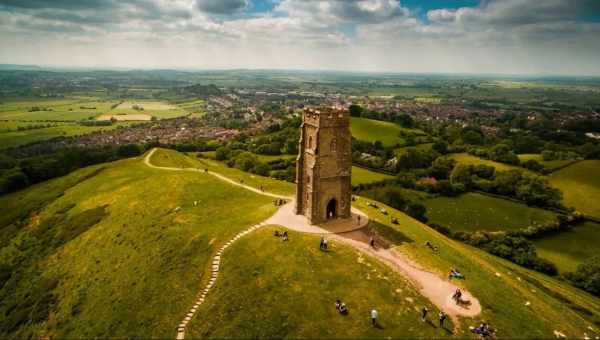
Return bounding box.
[371,309,378,326]
[421,306,428,322]
[438,310,447,328]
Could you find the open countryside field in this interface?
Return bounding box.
[549,160,600,218]
[0,150,278,338]
[351,166,394,186]
[0,97,117,121]
[350,117,425,147]
[104,101,187,120]
[451,153,533,174]
[422,193,558,232]
[535,221,600,273]
[0,122,133,149]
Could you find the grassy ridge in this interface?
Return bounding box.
[422,193,558,232]
[0,151,277,338]
[354,198,600,338]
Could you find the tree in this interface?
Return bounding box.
[432,140,449,154]
[463,130,484,145]
[406,202,428,222]
[348,104,364,117]
[117,144,142,158]
[450,164,473,188]
[565,256,600,297]
[429,157,455,180]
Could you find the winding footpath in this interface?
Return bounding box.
[143,148,481,339]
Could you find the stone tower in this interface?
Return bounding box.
[295,107,352,224]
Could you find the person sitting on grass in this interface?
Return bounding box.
[449,268,464,280]
[282,231,289,241]
[335,299,348,315]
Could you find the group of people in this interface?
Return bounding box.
[274,199,287,206]
[449,268,464,280]
[334,300,348,315]
[471,322,493,338]
[319,236,328,251]
[273,230,288,241]
[425,241,439,252]
[421,307,448,328]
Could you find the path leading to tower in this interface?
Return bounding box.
[143,148,481,338]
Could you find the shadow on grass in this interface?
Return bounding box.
[369,221,414,248]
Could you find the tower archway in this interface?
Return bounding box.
[326,198,337,219]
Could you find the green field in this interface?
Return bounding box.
[351,166,394,186]
[0,97,192,122]
[451,153,533,174]
[549,160,600,217]
[353,198,600,338]
[518,154,578,171]
[187,226,452,339]
[0,122,132,149]
[535,221,600,273]
[422,193,558,232]
[0,150,278,338]
[0,148,599,339]
[350,117,425,147]
[0,97,117,121]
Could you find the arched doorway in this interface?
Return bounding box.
[326,198,337,219]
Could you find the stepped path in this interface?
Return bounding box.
[143,149,481,339]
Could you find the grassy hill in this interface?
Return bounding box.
[350,117,425,147]
[535,221,600,273]
[353,199,600,338]
[187,226,454,339]
[422,193,558,232]
[549,160,600,218]
[0,149,278,338]
[1,149,599,339]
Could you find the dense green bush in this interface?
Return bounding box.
[564,256,600,297]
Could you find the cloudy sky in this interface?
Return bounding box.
[0,0,599,75]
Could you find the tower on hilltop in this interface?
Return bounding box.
[295,108,352,224]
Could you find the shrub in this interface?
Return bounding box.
[564,256,600,297]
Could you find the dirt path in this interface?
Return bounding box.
[143,148,482,337]
[333,231,482,319]
[144,148,291,199]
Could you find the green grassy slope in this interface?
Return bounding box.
[423,193,558,232]
[0,151,277,338]
[354,198,600,338]
[549,161,600,218]
[158,150,295,197]
[350,117,424,147]
[535,221,600,273]
[187,226,454,339]
[351,166,394,186]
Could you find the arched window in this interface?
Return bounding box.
[308,136,313,149]
[330,138,337,152]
